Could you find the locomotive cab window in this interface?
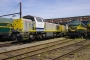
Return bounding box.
[36,17,43,22]
[69,20,80,26]
[81,23,87,28]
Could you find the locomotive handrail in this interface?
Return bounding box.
[0,26,13,28]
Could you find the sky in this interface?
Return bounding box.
[0,0,90,19]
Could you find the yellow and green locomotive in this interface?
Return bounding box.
[0,18,14,40]
[87,20,90,38]
[68,20,87,38]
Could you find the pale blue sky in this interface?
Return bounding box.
[0,0,90,19]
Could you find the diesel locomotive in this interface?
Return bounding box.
[68,20,87,38]
[0,15,66,41]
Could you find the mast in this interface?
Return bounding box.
[20,2,22,18]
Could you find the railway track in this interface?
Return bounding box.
[53,40,90,60]
[0,38,65,48]
[0,41,14,48]
[0,38,72,60]
[55,44,90,60]
[20,40,90,60]
[0,39,88,60]
[0,39,43,48]
[0,41,24,48]
[0,43,11,48]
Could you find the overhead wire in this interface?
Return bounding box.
[12,4,19,17]
[5,3,20,15]
[0,2,21,17]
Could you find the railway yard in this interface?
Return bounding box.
[0,1,90,60]
[0,38,90,60]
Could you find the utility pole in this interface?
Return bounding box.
[20,2,22,18]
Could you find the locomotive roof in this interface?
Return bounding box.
[68,20,81,25]
[0,17,14,23]
[69,20,80,23]
[23,15,43,19]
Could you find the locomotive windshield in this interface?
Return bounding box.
[87,20,90,24]
[36,17,42,22]
[68,20,80,26]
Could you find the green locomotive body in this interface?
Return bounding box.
[0,18,14,39]
[87,21,90,38]
[68,20,87,38]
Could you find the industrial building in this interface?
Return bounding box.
[45,15,90,25]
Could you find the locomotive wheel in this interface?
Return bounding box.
[12,35,17,41]
[43,34,45,39]
[12,34,23,42]
[0,35,3,40]
[28,34,35,42]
